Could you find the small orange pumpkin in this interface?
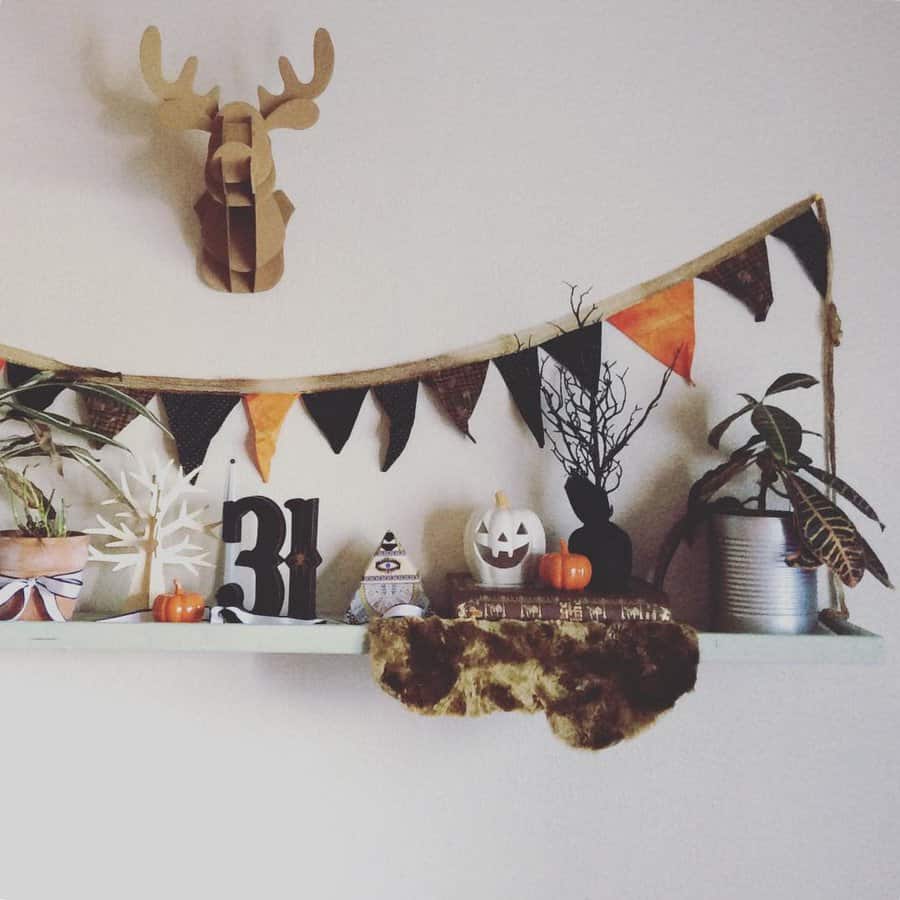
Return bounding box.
[538,539,592,591]
[152,580,206,623]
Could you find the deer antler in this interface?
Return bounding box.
[140,26,220,131]
[258,28,334,130]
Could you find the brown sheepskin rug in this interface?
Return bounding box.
[369,617,699,750]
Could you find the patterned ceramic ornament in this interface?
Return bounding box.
[344,532,429,624]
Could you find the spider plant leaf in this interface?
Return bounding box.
[782,472,865,587]
[5,402,129,451]
[0,463,51,512]
[763,373,819,397]
[801,464,885,531]
[64,383,171,437]
[708,402,756,449]
[56,445,137,513]
[751,404,802,463]
[857,533,893,589]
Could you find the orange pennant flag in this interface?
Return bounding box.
[243,393,298,482]
[607,279,695,383]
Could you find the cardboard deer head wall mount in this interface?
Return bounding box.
[140,25,334,293]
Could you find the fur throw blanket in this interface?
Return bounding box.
[369,617,698,750]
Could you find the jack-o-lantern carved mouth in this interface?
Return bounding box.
[476,542,531,569]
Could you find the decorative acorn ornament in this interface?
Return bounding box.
[538,539,593,591]
[464,491,545,587]
[152,579,206,622]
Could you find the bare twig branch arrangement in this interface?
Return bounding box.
[540,287,676,494]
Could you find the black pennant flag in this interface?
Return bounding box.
[302,387,368,454]
[698,240,775,322]
[771,208,828,297]
[5,363,65,411]
[541,321,603,391]
[161,392,240,478]
[493,348,544,447]
[374,380,419,471]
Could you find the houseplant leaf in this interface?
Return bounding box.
[857,533,894,589]
[5,403,129,451]
[708,403,755,449]
[763,373,819,397]
[782,472,865,587]
[801,464,885,531]
[751,404,802,462]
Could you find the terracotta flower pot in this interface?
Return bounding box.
[0,532,91,621]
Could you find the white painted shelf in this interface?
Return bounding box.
[0,619,883,662]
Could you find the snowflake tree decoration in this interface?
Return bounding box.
[87,457,215,609]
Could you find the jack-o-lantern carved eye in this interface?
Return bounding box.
[516,523,528,535]
[477,522,488,535]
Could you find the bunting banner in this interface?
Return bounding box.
[542,322,604,391]
[425,361,489,442]
[697,240,774,322]
[492,347,544,447]
[771,208,829,297]
[374,380,419,471]
[0,195,835,481]
[83,388,155,448]
[161,392,240,479]
[243,393,297,482]
[302,387,368,454]
[6,363,65,411]
[607,280,695,383]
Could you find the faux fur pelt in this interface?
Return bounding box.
[369,616,698,750]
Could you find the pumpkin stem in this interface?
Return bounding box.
[173,579,183,594]
[559,539,568,554]
[495,490,510,509]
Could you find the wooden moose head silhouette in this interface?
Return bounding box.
[139,26,334,293]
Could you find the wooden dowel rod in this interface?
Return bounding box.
[0,194,819,394]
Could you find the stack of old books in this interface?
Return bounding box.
[447,573,671,623]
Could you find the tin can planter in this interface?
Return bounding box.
[0,532,90,622]
[709,511,818,634]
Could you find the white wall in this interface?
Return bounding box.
[1,2,898,898]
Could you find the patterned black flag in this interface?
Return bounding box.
[493,347,544,447]
[161,392,240,479]
[374,380,419,471]
[698,240,775,322]
[302,387,368,454]
[425,361,489,442]
[771,208,828,297]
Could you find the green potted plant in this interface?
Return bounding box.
[655,372,891,633]
[0,371,165,621]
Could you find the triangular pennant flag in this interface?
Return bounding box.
[83,389,155,449]
[492,348,544,447]
[161,392,240,478]
[302,387,368,454]
[373,380,419,472]
[771,208,828,297]
[541,321,604,390]
[607,279,695,383]
[243,393,297,482]
[425,361,489,442]
[697,240,774,322]
[6,363,65,411]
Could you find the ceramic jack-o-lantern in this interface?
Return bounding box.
[464,491,545,587]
